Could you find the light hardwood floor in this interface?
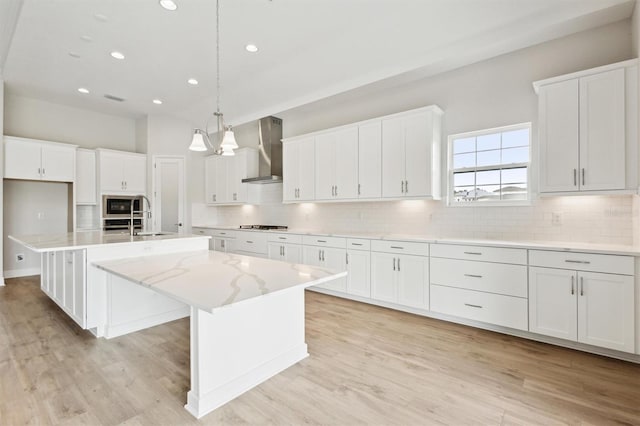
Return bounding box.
[1,276,640,425]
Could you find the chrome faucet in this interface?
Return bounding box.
[130,195,152,236]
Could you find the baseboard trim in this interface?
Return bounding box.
[104,307,190,339]
[4,268,41,279]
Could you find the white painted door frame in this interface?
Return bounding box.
[152,155,186,234]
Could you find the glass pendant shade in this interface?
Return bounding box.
[189,130,208,152]
[220,129,238,150]
[221,146,235,156]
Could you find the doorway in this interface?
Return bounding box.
[152,156,185,233]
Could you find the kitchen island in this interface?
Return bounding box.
[10,230,211,337]
[94,250,346,418]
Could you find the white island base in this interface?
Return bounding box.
[94,250,346,419]
[186,287,307,418]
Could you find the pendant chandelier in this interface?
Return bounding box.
[189,0,238,155]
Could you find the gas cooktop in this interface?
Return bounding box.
[239,225,288,230]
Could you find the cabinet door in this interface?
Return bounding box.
[579,68,626,191]
[100,153,125,192]
[302,246,322,267]
[41,145,75,182]
[54,251,65,305]
[4,139,42,180]
[73,250,86,328]
[231,150,253,203]
[282,142,299,202]
[538,79,580,192]
[213,238,231,252]
[283,244,302,264]
[76,149,97,204]
[64,251,75,313]
[334,127,359,199]
[41,252,52,295]
[123,155,147,194]
[214,156,230,203]
[528,267,577,341]
[268,242,285,261]
[403,113,431,197]
[381,117,405,197]
[318,247,347,292]
[371,252,397,303]
[315,132,336,200]
[204,156,217,204]
[358,121,382,198]
[346,249,371,297]
[577,271,634,353]
[396,254,429,309]
[297,138,316,201]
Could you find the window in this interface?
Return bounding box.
[448,123,530,205]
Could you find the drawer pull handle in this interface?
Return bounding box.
[390,246,404,249]
[317,240,327,243]
[278,237,287,240]
[464,303,483,309]
[199,231,204,234]
[246,241,253,243]
[464,274,483,279]
[571,276,575,295]
[464,251,482,255]
[351,243,363,246]
[220,232,226,235]
[564,260,591,264]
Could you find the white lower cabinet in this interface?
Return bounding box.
[529,249,635,353]
[40,249,86,328]
[302,235,347,292]
[529,267,635,353]
[268,242,302,263]
[371,251,429,309]
[346,248,371,297]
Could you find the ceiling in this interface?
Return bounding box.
[1,0,636,127]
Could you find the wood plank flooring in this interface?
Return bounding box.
[1,276,640,425]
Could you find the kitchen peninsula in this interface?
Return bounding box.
[10,230,347,418]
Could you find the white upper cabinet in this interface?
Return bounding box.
[76,149,97,205]
[357,121,382,199]
[535,60,637,194]
[98,149,147,194]
[204,148,258,205]
[4,136,76,182]
[315,126,358,200]
[283,137,315,202]
[381,106,442,199]
[283,105,442,203]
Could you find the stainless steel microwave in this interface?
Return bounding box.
[102,195,143,218]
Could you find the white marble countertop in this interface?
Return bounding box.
[10,230,211,252]
[93,250,347,313]
[191,225,640,256]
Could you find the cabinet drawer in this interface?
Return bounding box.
[430,244,526,265]
[193,227,212,237]
[430,258,527,298]
[267,233,302,244]
[212,229,237,239]
[347,238,371,250]
[234,233,268,254]
[370,240,429,256]
[430,284,528,331]
[529,250,634,275]
[302,235,346,248]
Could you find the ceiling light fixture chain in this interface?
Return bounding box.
[189,0,238,154]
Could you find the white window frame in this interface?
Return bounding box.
[447,122,532,207]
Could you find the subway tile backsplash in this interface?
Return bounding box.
[196,194,638,246]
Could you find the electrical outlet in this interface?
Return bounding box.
[551,212,562,226]
[16,253,24,262]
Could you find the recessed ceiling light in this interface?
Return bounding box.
[245,44,258,53]
[68,51,81,58]
[78,88,90,94]
[94,13,108,22]
[159,0,178,11]
[153,99,163,105]
[187,78,198,85]
[80,35,93,42]
[110,51,125,60]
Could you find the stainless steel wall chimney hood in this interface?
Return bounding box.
[242,116,283,184]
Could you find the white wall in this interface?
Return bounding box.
[202,19,638,245]
[3,180,70,277]
[632,3,640,246]
[3,94,137,150]
[0,80,4,284]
